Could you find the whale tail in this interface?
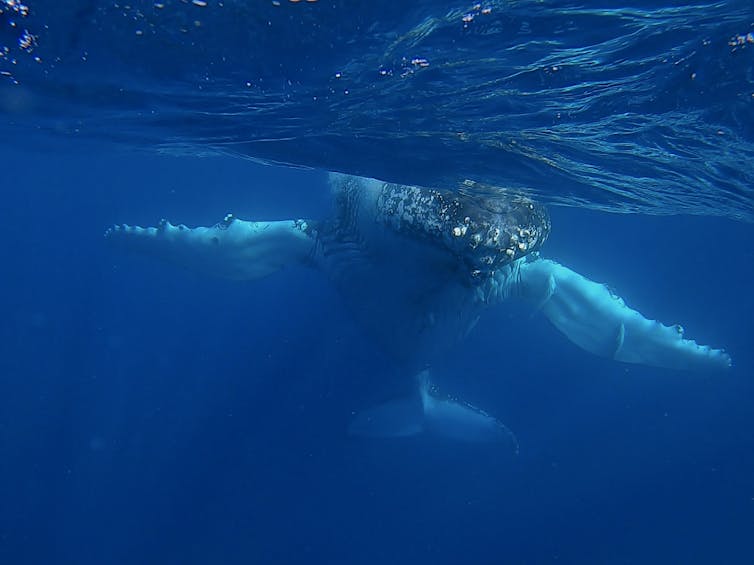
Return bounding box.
[348,370,519,451]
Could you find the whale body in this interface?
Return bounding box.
[106,173,731,446]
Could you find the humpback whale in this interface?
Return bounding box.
[106,174,731,445]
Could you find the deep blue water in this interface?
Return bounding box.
[1,2,754,564]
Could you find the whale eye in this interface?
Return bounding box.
[211,236,219,246]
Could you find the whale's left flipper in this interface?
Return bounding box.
[349,371,519,450]
[105,215,315,280]
[510,258,731,371]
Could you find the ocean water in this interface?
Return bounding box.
[1,2,753,564]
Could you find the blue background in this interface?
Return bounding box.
[0,145,752,564]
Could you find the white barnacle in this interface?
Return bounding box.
[518,242,527,251]
[505,248,515,257]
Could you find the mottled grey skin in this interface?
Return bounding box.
[320,173,550,282]
[306,174,548,365]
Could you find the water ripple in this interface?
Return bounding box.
[1,0,752,219]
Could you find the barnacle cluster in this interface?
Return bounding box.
[375,181,550,282]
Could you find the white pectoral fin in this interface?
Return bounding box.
[519,259,731,371]
[106,215,315,280]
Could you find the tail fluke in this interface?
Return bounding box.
[347,396,424,438]
[349,370,518,451]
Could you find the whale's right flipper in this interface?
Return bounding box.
[349,371,519,451]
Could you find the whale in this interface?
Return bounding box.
[106,173,731,446]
